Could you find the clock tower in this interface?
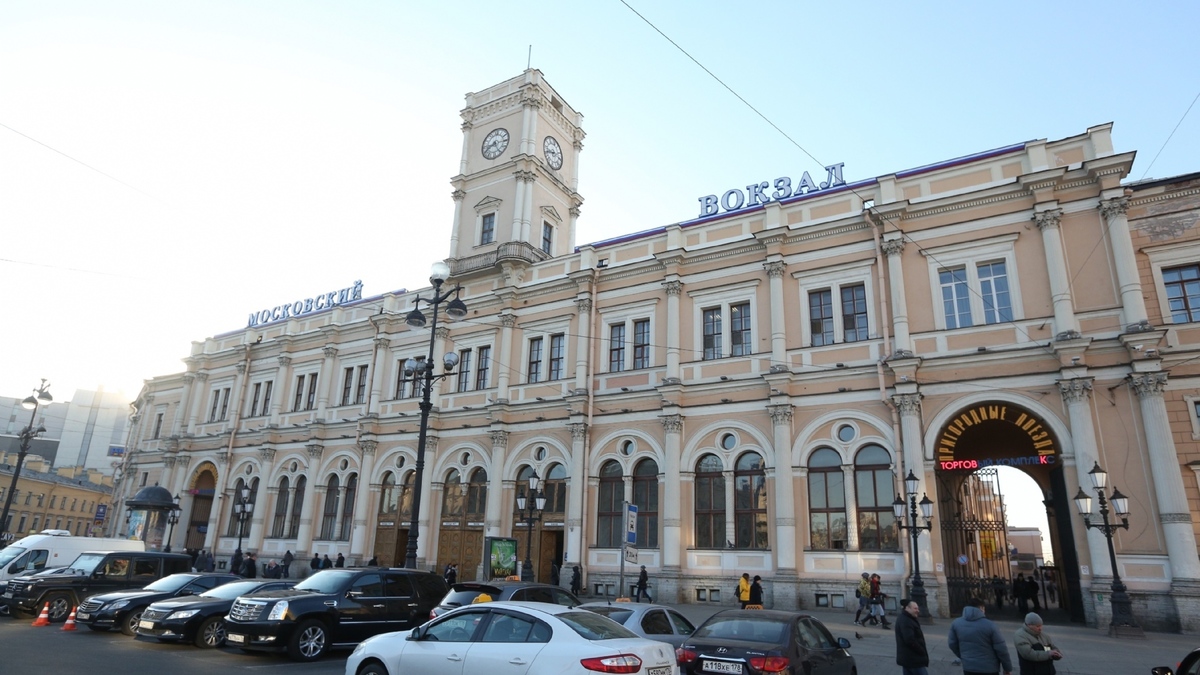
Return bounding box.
[447,70,584,273]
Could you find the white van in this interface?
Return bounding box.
[0,530,145,585]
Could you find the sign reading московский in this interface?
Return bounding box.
[247,280,364,327]
[697,163,846,218]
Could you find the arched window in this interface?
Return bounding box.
[442,469,465,518]
[543,463,567,515]
[807,448,846,550]
[379,472,398,515]
[596,460,623,548]
[289,476,306,539]
[694,454,725,549]
[855,445,897,550]
[320,475,340,540]
[399,471,414,518]
[466,468,488,517]
[632,458,658,548]
[339,474,358,541]
[734,452,768,549]
[271,476,290,538]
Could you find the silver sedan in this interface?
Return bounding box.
[579,602,697,648]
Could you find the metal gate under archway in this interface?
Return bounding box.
[937,467,1012,615]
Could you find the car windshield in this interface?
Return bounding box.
[557,611,638,640]
[693,616,788,644]
[294,570,354,593]
[440,585,502,606]
[199,581,263,599]
[143,575,195,592]
[0,546,28,567]
[64,553,108,575]
[583,606,634,624]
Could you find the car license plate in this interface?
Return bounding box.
[139,619,154,630]
[648,667,672,675]
[76,612,90,621]
[227,633,244,644]
[702,661,743,674]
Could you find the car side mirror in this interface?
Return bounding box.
[179,589,193,596]
[406,626,423,641]
[837,637,851,649]
[8,563,20,575]
[346,590,363,599]
[1151,668,1174,675]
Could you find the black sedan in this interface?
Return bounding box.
[677,609,855,675]
[1153,647,1200,675]
[136,578,294,647]
[75,573,239,636]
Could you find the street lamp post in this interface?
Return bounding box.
[893,469,935,620]
[0,380,52,542]
[402,261,468,570]
[516,472,547,582]
[234,487,253,554]
[164,494,181,553]
[1074,462,1144,638]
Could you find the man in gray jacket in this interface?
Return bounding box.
[948,597,1013,675]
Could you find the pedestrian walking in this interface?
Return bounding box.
[242,553,258,578]
[335,552,345,568]
[895,599,930,675]
[445,562,458,586]
[635,565,652,602]
[736,573,751,609]
[854,572,872,625]
[1046,578,1058,606]
[1025,577,1041,612]
[264,560,281,578]
[281,550,294,578]
[948,597,1013,675]
[230,549,243,576]
[991,575,1006,611]
[870,573,891,628]
[1015,573,1029,614]
[570,565,582,596]
[311,553,321,571]
[748,575,763,607]
[200,550,215,572]
[1014,613,1062,675]
[550,562,561,586]
[321,554,333,569]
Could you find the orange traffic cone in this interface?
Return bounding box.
[62,606,78,631]
[32,602,50,627]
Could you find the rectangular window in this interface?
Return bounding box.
[694,471,726,548]
[50,496,57,509]
[541,222,553,254]
[396,359,416,399]
[294,374,306,412]
[152,413,163,440]
[341,367,354,406]
[355,364,369,404]
[548,334,565,380]
[809,289,834,346]
[702,308,722,360]
[597,479,623,548]
[609,324,626,372]
[940,267,973,329]
[632,319,650,369]
[457,349,472,392]
[261,380,273,415]
[840,284,868,342]
[209,390,221,422]
[249,383,262,417]
[481,213,495,245]
[977,262,1012,325]
[730,302,751,356]
[219,388,230,420]
[475,346,491,390]
[1164,264,1200,323]
[527,337,543,384]
[306,375,318,410]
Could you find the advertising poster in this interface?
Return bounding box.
[485,537,517,579]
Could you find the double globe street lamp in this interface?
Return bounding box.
[0,380,52,542]
[164,494,181,552]
[516,471,548,582]
[1074,462,1143,637]
[234,487,254,554]
[402,261,468,570]
[893,469,935,619]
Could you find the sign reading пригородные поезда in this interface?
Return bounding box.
[247,280,364,327]
[697,163,846,218]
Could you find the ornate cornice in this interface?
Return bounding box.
[374,336,391,348]
[359,440,378,456]
[663,280,682,297]
[881,238,905,257]
[892,393,922,416]
[306,443,324,459]
[277,355,292,367]
[435,326,450,340]
[1130,372,1168,398]
[1058,378,1093,405]
[575,298,592,314]
[500,314,517,329]
[489,430,509,448]
[569,205,582,217]
[514,169,537,183]
[1161,512,1193,524]
[323,346,339,358]
[763,261,786,279]
[451,189,466,201]
[660,414,683,434]
[1098,196,1130,220]
[259,447,276,463]
[164,456,177,468]
[236,362,247,374]
[569,423,588,440]
[768,404,793,425]
[1033,209,1063,231]
[426,435,439,453]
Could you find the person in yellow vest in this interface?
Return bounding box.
[737,573,751,609]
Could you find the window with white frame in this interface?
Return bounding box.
[480,212,496,245]
[527,336,544,383]
[457,349,473,392]
[152,412,164,439]
[522,319,569,383]
[797,262,875,347]
[1144,242,1200,325]
[453,332,495,393]
[395,357,419,399]
[208,387,231,422]
[293,372,319,411]
[248,380,274,417]
[632,319,650,369]
[548,334,565,380]
[541,221,554,254]
[689,282,758,362]
[601,306,655,373]
[475,345,491,390]
[922,234,1022,330]
[609,324,626,372]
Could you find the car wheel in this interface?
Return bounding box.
[195,616,226,648]
[121,607,146,636]
[46,594,73,623]
[288,619,329,661]
[357,659,390,675]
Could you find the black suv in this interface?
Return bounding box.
[2,550,192,622]
[430,581,580,618]
[75,572,238,635]
[224,567,447,661]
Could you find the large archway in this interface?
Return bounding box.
[184,465,218,551]
[933,402,1084,623]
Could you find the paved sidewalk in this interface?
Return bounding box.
[638,600,1195,675]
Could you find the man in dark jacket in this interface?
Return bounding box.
[570,565,582,596]
[321,554,333,569]
[895,598,929,675]
[242,553,258,578]
[310,553,321,571]
[948,597,1013,675]
[281,550,294,578]
[335,552,345,568]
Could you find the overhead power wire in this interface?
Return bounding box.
[1139,89,1200,180]
[0,120,159,200]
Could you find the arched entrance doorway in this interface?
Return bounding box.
[933,402,1084,623]
[184,465,217,551]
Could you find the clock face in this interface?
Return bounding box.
[481,128,509,160]
[543,136,563,170]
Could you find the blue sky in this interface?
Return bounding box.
[2,0,1197,405]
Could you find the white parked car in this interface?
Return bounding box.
[346,601,679,675]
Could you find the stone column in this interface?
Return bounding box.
[893,394,931,565]
[245,448,272,553]
[573,299,592,395]
[567,423,587,566]
[350,440,377,557]
[768,405,796,572]
[723,470,736,549]
[1057,379,1113,579]
[271,355,291,425]
[1034,208,1081,339]
[449,189,465,257]
[842,464,859,550]
[318,346,338,420]
[660,414,683,573]
[174,374,194,436]
[486,431,509,538]
[663,280,682,384]
[185,372,207,436]
[1099,195,1150,330]
[227,362,248,431]
[431,327,450,401]
[368,337,390,415]
[416,435,438,566]
[496,314,515,402]
[296,443,323,555]
[764,261,788,372]
[882,238,912,355]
